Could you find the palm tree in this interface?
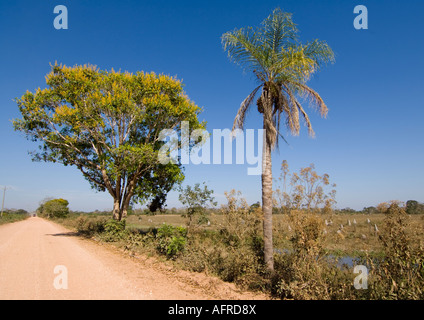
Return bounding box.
[222,8,335,272]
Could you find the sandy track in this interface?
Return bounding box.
[0,217,269,300]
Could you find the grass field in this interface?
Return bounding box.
[123,212,424,257]
[0,213,29,225]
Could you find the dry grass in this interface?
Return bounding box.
[126,214,187,231]
[126,212,424,257]
[57,207,424,300]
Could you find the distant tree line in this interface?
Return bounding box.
[405,200,424,215]
[333,200,424,215]
[1,208,29,215]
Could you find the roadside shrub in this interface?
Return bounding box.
[0,213,29,225]
[197,190,266,288]
[289,210,325,257]
[272,209,360,300]
[123,229,144,252]
[273,252,359,300]
[75,216,107,235]
[101,219,127,242]
[178,241,208,273]
[219,190,262,248]
[156,224,187,258]
[206,243,263,287]
[367,202,424,299]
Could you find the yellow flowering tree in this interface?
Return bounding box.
[13,63,205,220]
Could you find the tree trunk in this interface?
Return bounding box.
[262,129,274,272]
[120,194,132,221]
[112,198,121,220]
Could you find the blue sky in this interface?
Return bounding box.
[0,0,423,212]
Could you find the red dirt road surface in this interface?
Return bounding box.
[0,217,269,300]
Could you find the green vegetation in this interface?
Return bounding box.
[37,198,69,218]
[13,63,204,221]
[406,200,424,215]
[53,196,424,300]
[156,224,188,258]
[49,161,423,300]
[366,202,424,299]
[178,182,217,228]
[0,209,29,225]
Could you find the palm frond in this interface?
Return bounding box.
[232,85,262,131]
[262,8,298,54]
[281,83,301,136]
[295,100,315,137]
[303,39,335,69]
[221,27,267,76]
[296,83,329,119]
[274,46,317,83]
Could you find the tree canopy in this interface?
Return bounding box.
[37,198,69,219]
[14,63,205,220]
[222,7,335,146]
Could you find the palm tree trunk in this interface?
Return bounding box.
[262,125,274,272]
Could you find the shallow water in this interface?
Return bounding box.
[274,248,367,269]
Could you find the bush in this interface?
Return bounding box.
[195,190,266,288]
[101,219,127,242]
[178,182,217,228]
[406,200,424,215]
[367,202,424,299]
[156,224,187,258]
[38,198,69,218]
[206,243,263,286]
[273,252,359,300]
[75,216,107,235]
[289,210,325,256]
[271,209,362,300]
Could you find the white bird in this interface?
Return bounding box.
[348,220,351,226]
[374,224,379,232]
[353,219,357,225]
[288,225,292,232]
[367,218,371,224]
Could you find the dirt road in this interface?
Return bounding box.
[0,217,268,300]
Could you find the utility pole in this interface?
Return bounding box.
[1,186,6,218]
